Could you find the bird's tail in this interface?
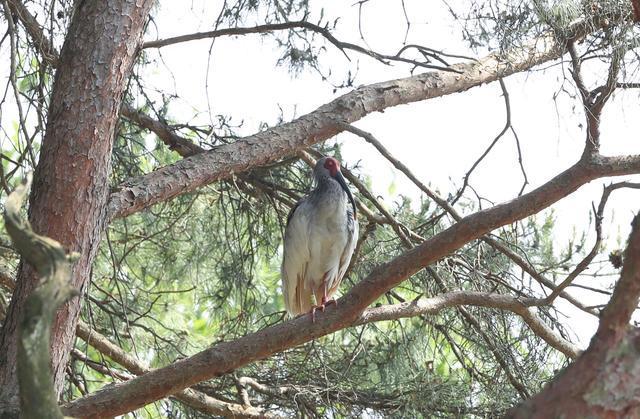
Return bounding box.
[284,274,313,317]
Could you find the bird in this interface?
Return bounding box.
[281,156,359,320]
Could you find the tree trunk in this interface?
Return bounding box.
[0,1,153,415]
[507,214,640,418]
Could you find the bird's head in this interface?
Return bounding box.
[314,156,341,179]
[314,157,357,217]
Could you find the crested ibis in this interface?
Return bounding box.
[281,156,359,320]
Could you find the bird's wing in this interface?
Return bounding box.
[329,208,359,297]
[281,200,313,316]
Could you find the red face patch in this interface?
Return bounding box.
[323,157,340,177]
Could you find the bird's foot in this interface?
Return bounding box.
[310,298,336,323]
[322,297,336,308]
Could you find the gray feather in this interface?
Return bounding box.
[281,160,359,316]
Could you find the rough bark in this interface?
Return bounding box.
[106,18,598,221]
[3,1,638,415]
[0,0,154,414]
[507,213,640,418]
[62,153,640,418]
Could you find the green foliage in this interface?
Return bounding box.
[2,1,631,417]
[452,0,638,56]
[65,138,583,416]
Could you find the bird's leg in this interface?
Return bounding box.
[320,281,336,308]
[310,282,336,322]
[320,296,336,308]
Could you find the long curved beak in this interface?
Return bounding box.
[335,171,357,218]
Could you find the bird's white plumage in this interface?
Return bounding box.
[281,166,358,316]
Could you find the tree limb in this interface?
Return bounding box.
[75,321,277,418]
[356,290,580,358]
[106,16,599,221]
[63,152,640,417]
[3,0,58,63]
[141,20,459,71]
[507,212,640,417]
[4,176,79,419]
[120,105,205,157]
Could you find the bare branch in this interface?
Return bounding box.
[537,182,640,305]
[142,20,456,71]
[357,291,580,358]
[590,49,622,116]
[508,212,640,417]
[4,0,58,63]
[121,105,205,157]
[568,42,590,102]
[107,18,598,221]
[75,321,276,418]
[454,78,513,202]
[71,348,134,382]
[569,39,623,157]
[617,82,640,88]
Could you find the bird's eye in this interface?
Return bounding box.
[323,158,340,172]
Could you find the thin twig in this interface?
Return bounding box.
[142,20,460,72]
[340,123,598,317]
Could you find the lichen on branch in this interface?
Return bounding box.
[4,175,79,419]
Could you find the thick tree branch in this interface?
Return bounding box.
[508,212,640,417]
[63,152,640,417]
[4,176,79,419]
[75,321,276,418]
[106,17,598,222]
